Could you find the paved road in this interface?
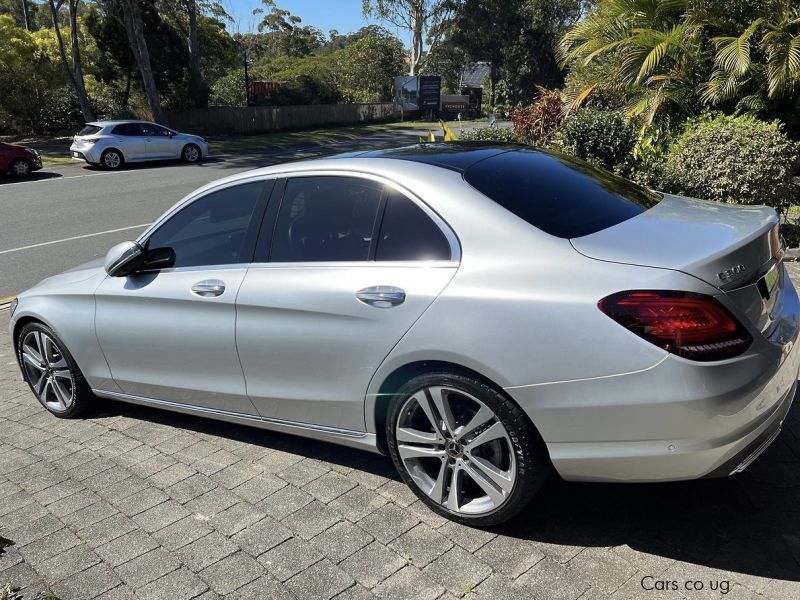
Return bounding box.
[0,128,423,298]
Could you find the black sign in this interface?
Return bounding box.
[419,75,442,110]
[461,87,483,118]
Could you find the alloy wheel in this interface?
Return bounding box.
[21,331,74,412]
[184,146,199,162]
[104,151,121,168]
[11,160,31,176]
[395,386,516,515]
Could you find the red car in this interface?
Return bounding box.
[0,142,43,177]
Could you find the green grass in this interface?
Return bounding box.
[41,155,76,166]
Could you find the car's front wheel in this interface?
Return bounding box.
[386,372,550,526]
[17,323,93,418]
[182,144,201,163]
[9,158,32,177]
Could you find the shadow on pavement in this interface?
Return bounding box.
[93,392,800,582]
[0,171,62,184]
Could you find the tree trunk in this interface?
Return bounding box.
[122,66,132,111]
[409,3,423,76]
[21,0,30,30]
[48,0,95,122]
[186,0,207,107]
[119,0,165,124]
[68,0,95,121]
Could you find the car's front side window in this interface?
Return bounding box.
[270,177,383,262]
[146,182,265,268]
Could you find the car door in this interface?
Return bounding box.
[0,143,10,172]
[94,179,271,415]
[235,175,459,431]
[142,123,180,159]
[110,123,148,160]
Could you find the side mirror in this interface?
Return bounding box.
[104,242,176,277]
[142,247,175,271]
[104,241,144,277]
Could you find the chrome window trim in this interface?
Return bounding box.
[137,169,462,265]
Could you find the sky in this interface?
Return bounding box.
[221,0,411,44]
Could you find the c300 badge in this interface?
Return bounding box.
[718,264,746,282]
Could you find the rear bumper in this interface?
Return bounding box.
[507,278,800,482]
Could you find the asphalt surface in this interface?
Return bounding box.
[0,128,423,298]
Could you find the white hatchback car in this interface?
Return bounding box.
[70,120,209,169]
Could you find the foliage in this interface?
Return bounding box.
[560,109,637,171]
[510,86,564,146]
[363,0,450,76]
[255,0,324,57]
[440,0,582,106]
[559,0,800,134]
[457,127,521,142]
[336,34,405,102]
[662,113,799,213]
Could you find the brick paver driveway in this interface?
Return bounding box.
[2,267,800,600]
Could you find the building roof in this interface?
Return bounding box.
[460,62,491,89]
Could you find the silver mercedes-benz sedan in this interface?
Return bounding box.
[9,144,799,525]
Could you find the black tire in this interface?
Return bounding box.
[9,158,32,177]
[16,322,93,419]
[386,372,550,527]
[181,143,201,163]
[101,148,124,170]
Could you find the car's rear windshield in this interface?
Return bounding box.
[77,125,102,136]
[463,149,661,239]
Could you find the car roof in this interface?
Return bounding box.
[84,120,158,127]
[327,142,525,172]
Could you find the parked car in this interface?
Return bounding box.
[0,141,42,177]
[9,144,799,525]
[70,120,209,169]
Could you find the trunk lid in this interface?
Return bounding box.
[571,193,784,332]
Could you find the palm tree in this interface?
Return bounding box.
[703,1,800,109]
[558,0,704,127]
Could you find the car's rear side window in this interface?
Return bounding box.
[376,190,451,261]
[111,123,141,136]
[78,125,102,136]
[270,177,383,262]
[464,149,661,239]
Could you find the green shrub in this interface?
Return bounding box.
[662,113,799,214]
[560,109,636,171]
[457,127,521,143]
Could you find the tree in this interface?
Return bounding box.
[362,0,451,76]
[438,0,581,107]
[558,0,800,133]
[703,1,800,107]
[47,0,95,121]
[559,0,704,128]
[117,0,165,123]
[255,0,323,57]
[337,33,405,102]
[158,0,229,107]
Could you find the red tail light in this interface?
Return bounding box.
[598,290,752,361]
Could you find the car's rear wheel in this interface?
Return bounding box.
[17,323,93,418]
[101,149,123,170]
[386,372,550,526]
[9,158,32,177]
[182,144,201,163]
